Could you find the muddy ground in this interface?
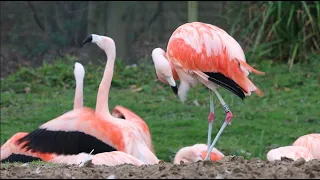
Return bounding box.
[1,156,320,179]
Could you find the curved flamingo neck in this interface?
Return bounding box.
[95,38,116,120]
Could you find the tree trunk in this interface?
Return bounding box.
[188,1,198,22]
[106,1,130,64]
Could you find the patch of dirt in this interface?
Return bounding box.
[1,156,320,179]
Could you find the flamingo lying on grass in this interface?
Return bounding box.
[1,62,87,163]
[1,63,146,166]
[151,22,265,160]
[14,34,158,165]
[173,144,224,164]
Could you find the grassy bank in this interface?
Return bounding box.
[1,55,319,162]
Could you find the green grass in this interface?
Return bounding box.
[1,55,319,162]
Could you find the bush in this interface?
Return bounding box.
[225,1,320,67]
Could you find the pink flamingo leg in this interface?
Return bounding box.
[205,89,233,160]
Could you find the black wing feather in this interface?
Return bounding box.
[0,154,42,163]
[203,72,246,100]
[16,128,117,155]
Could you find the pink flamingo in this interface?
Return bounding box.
[1,62,87,163]
[73,62,154,153]
[173,144,224,164]
[151,22,265,160]
[292,133,320,159]
[1,132,145,166]
[15,34,158,165]
[1,63,147,166]
[266,146,314,162]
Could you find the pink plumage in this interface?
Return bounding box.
[266,146,314,162]
[292,133,320,159]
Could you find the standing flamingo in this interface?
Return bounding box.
[173,144,224,164]
[292,133,320,159]
[151,22,265,160]
[15,34,159,165]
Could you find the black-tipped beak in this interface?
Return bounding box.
[81,35,92,47]
[171,86,178,95]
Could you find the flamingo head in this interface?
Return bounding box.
[151,48,179,95]
[82,34,115,58]
[74,62,85,82]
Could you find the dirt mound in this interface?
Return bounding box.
[1,156,320,179]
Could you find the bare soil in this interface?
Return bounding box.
[1,156,320,179]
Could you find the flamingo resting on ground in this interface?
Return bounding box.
[151,22,265,160]
[1,131,144,166]
[292,133,320,159]
[14,34,158,165]
[1,62,147,166]
[1,62,87,163]
[173,144,224,164]
[266,146,314,162]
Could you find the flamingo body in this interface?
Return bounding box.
[266,146,314,162]
[16,107,120,155]
[111,105,155,153]
[292,133,320,159]
[173,144,224,164]
[166,22,264,99]
[152,22,265,161]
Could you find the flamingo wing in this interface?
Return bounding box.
[167,22,264,98]
[1,132,55,163]
[111,105,154,153]
[16,107,122,156]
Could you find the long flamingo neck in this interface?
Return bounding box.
[95,42,116,120]
[73,80,83,110]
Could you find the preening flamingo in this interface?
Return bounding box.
[266,146,314,162]
[173,144,224,164]
[292,133,320,159]
[151,22,265,160]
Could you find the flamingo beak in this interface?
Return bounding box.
[166,77,178,95]
[81,35,93,47]
[171,86,178,95]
